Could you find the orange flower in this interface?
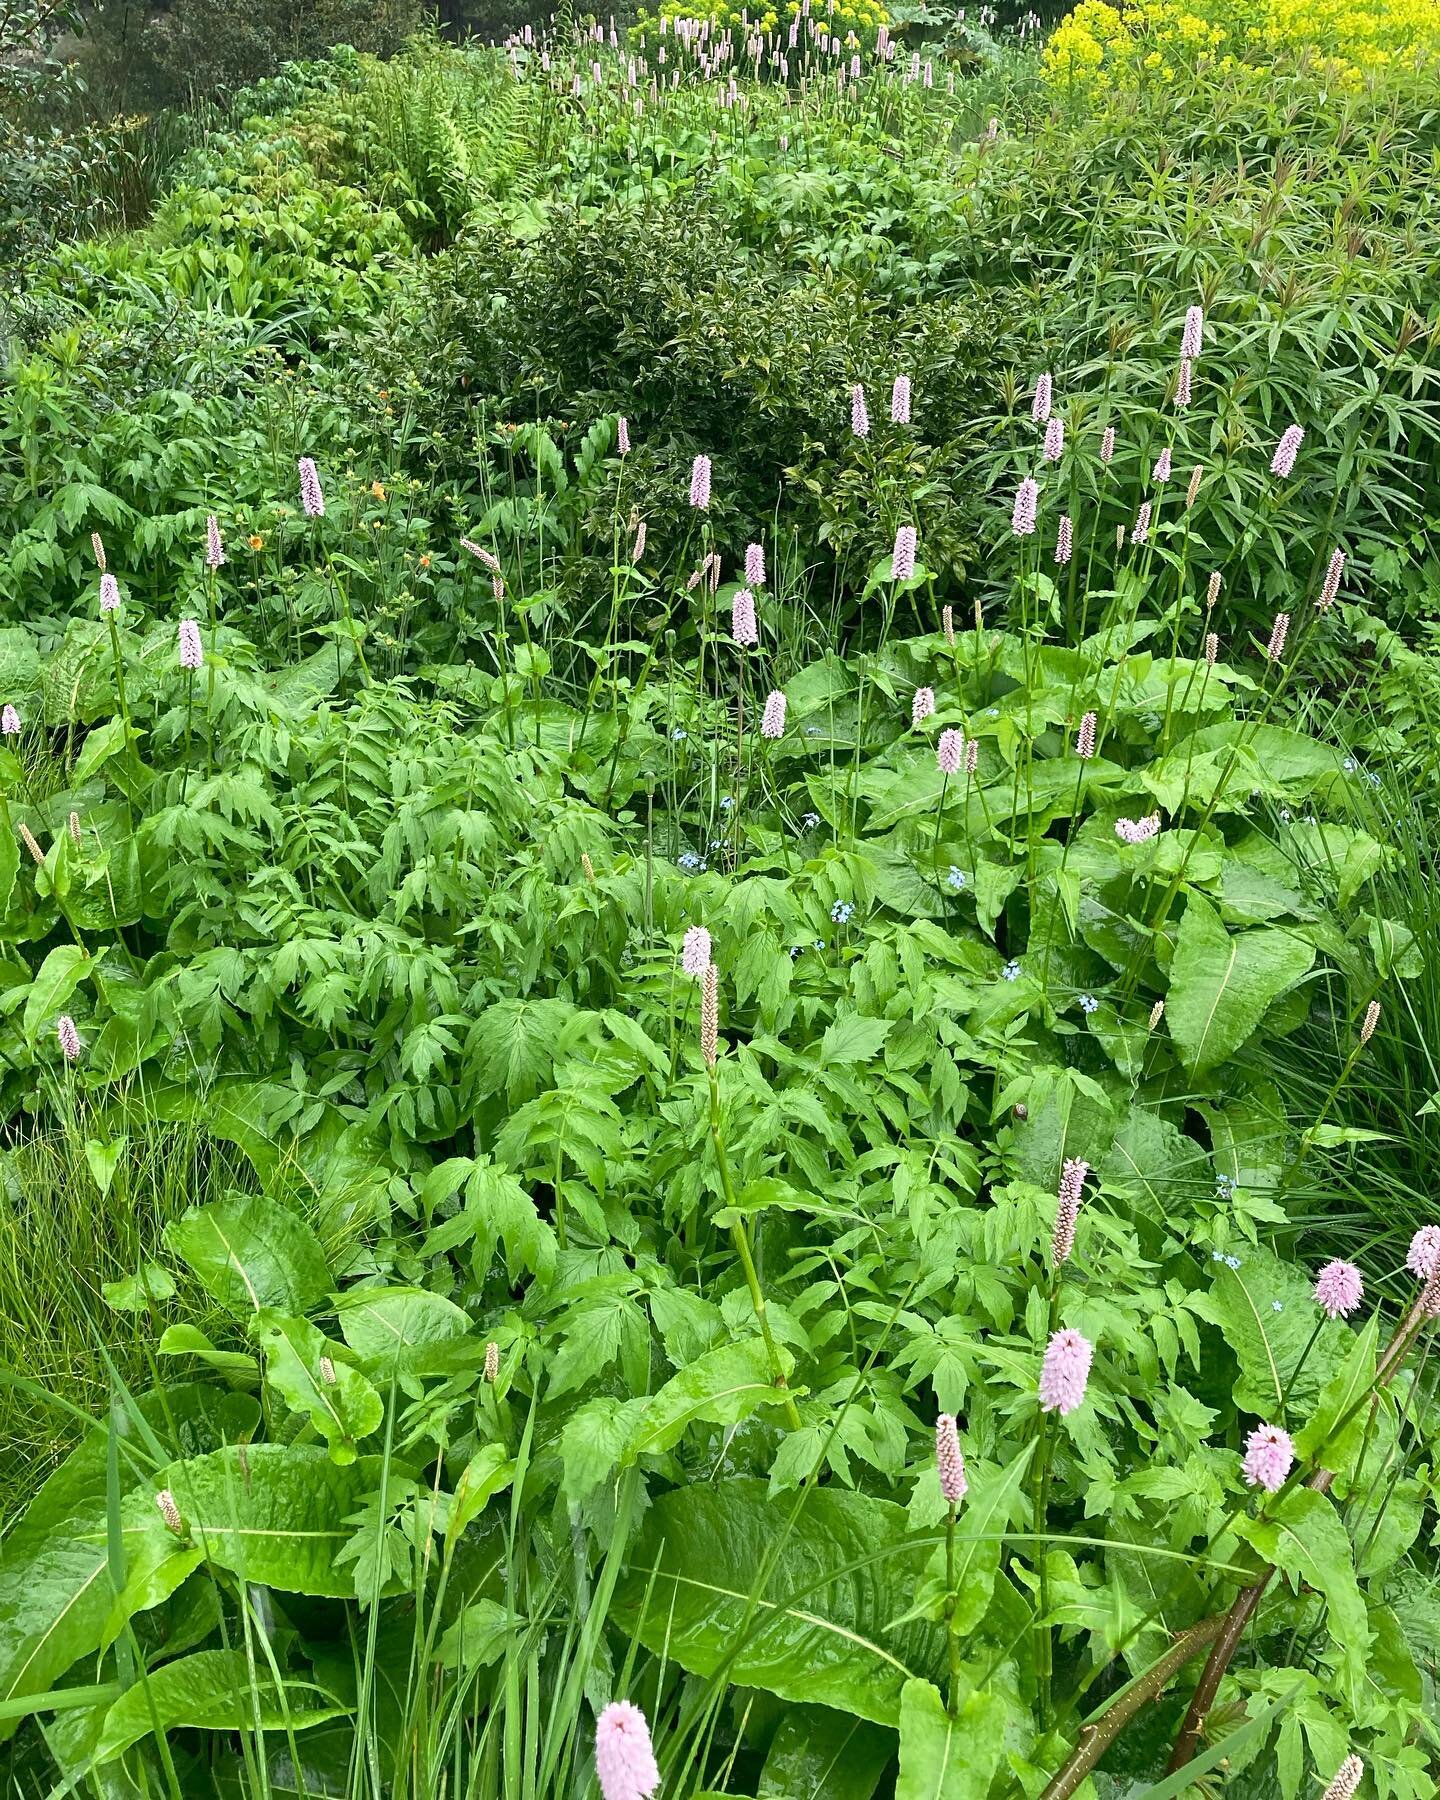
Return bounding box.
[418,553,432,569]
[370,481,386,500]
[248,534,265,551]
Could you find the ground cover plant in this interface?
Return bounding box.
[3,3,1440,1797]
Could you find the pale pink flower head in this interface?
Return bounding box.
[617,415,631,455]
[1043,417,1065,464]
[1175,358,1193,410]
[1100,426,1116,465]
[1359,999,1380,1045]
[760,690,787,738]
[1181,304,1204,360]
[1012,477,1039,537]
[1241,1422,1294,1493]
[681,926,712,977]
[892,525,917,583]
[935,1414,967,1504]
[745,541,766,587]
[942,605,954,646]
[178,620,203,670]
[1205,631,1220,667]
[1322,1755,1364,1800]
[911,686,935,728]
[964,738,979,775]
[461,538,502,574]
[891,375,912,424]
[298,457,325,518]
[1031,373,1053,423]
[205,514,225,570]
[1317,548,1345,612]
[56,1015,82,1063]
[1039,1328,1092,1415]
[850,384,870,438]
[731,589,758,647]
[1186,463,1203,509]
[1055,515,1073,565]
[936,728,963,776]
[91,531,107,572]
[1115,813,1161,845]
[1206,571,1221,610]
[1074,711,1097,760]
[99,574,121,614]
[1132,501,1151,545]
[1313,1260,1363,1320]
[1051,1158,1089,1267]
[595,1700,660,1800]
[1152,447,1172,484]
[1265,611,1290,662]
[1270,424,1304,479]
[1,704,19,736]
[1406,1225,1440,1281]
[689,454,712,509]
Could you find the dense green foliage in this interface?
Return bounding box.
[2,13,1440,1800]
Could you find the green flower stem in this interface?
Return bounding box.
[1031,1282,1062,1729]
[944,1500,962,1716]
[707,1068,801,1431]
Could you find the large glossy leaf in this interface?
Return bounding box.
[165,1194,331,1318]
[758,1705,895,1800]
[332,1285,474,1380]
[21,943,96,1045]
[624,1339,798,1461]
[615,1479,946,1725]
[1165,894,1315,1075]
[93,1649,348,1765]
[160,1446,391,1598]
[0,1389,257,1730]
[1235,1488,1367,1697]
[251,1310,383,1463]
[895,1679,1008,1800]
[1208,1247,1346,1415]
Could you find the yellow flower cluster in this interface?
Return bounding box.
[1043,0,1440,90]
[637,0,885,36]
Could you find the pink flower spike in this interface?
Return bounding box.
[1406,1225,1440,1280]
[1241,1422,1295,1493]
[850,384,870,438]
[178,620,203,670]
[935,1414,967,1504]
[1265,611,1290,662]
[1152,447,1172,484]
[911,686,935,728]
[1052,1158,1089,1267]
[681,926,712,976]
[731,589,758,647]
[1074,711,1097,760]
[1181,304,1204,360]
[1100,426,1116,465]
[1039,1328,1092,1416]
[205,514,225,569]
[1,704,19,735]
[760,690,787,738]
[689,454,712,509]
[1313,1260,1363,1319]
[892,525,917,583]
[99,575,121,614]
[1132,501,1152,545]
[1012,478,1039,536]
[1043,417,1065,463]
[1322,1756,1364,1800]
[617,415,630,455]
[1055,515,1073,565]
[891,375,912,424]
[1031,373,1053,423]
[57,1015,82,1063]
[745,542,766,587]
[936,729,963,776]
[595,1700,660,1800]
[298,457,325,518]
[1175,358,1193,410]
[1317,548,1345,612]
[1270,425,1304,479]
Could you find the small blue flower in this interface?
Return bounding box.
[947,865,966,890]
[720,795,734,812]
[1215,1173,1237,1200]
[699,858,708,872]
[805,725,823,737]
[1342,755,1356,772]
[813,938,826,950]
[1211,1250,1225,1262]
[1002,960,1021,982]
[1279,808,1292,824]
[709,839,726,851]
[1224,1254,1242,1270]
[801,811,821,830]
[671,727,688,741]
[789,944,803,960]
[1271,1299,1284,1313]
[1366,770,1381,789]
[677,851,700,870]
[831,900,854,925]
[1079,994,1099,1015]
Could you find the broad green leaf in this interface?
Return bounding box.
[83,1136,127,1199]
[22,944,96,1046]
[93,1650,347,1765]
[616,1479,946,1725]
[1235,1489,1368,1694]
[1166,894,1315,1075]
[1292,1312,1378,1473]
[165,1194,331,1318]
[624,1339,799,1461]
[449,1444,515,1539]
[757,1704,895,1800]
[895,1678,1007,1800]
[100,1263,175,1312]
[332,1286,473,1380]
[819,1013,894,1066]
[1208,1248,1345,1415]
[161,1446,394,1598]
[250,1310,382,1464]
[157,1324,260,1382]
